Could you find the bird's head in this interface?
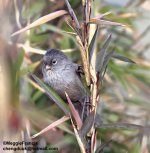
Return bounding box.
[42,48,69,72]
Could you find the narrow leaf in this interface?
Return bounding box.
[95,139,112,153]
[27,77,45,93]
[93,12,112,20]
[112,53,135,63]
[65,92,83,129]
[99,51,114,77]
[32,116,70,138]
[89,26,99,64]
[96,34,112,72]
[94,114,103,128]
[89,19,125,27]
[117,13,137,18]
[96,123,149,133]
[12,10,67,36]
[30,73,69,115]
[17,44,46,55]
[23,107,73,135]
[65,0,80,30]
[71,118,87,153]
[79,111,95,136]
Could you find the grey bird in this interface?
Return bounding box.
[42,48,86,103]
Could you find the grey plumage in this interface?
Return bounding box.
[42,48,86,102]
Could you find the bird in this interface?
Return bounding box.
[42,48,86,104]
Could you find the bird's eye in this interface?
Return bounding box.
[52,59,57,65]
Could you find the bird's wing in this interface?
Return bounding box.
[73,64,84,78]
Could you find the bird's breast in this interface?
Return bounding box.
[45,69,85,102]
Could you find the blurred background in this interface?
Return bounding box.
[0,0,150,153]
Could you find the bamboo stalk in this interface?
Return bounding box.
[76,35,91,86]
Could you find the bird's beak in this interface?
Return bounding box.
[45,65,51,71]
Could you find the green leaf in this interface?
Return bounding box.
[89,19,125,27]
[89,26,99,64]
[99,50,114,78]
[95,139,112,153]
[65,0,80,30]
[112,53,135,63]
[96,34,112,72]
[30,73,69,115]
[79,111,95,136]
[96,123,148,132]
